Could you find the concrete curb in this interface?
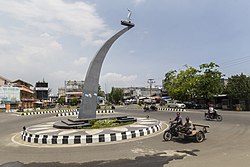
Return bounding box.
[21,119,162,145]
[20,109,77,116]
[19,109,115,116]
[56,110,114,117]
[157,108,186,112]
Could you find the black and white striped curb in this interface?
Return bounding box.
[157,108,186,112]
[56,110,114,117]
[20,109,115,116]
[20,109,78,116]
[21,118,162,145]
[127,107,186,112]
[21,124,162,144]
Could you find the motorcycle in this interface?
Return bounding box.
[143,104,158,112]
[204,110,222,121]
[163,121,209,143]
[162,121,181,141]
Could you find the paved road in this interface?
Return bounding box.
[0,108,250,167]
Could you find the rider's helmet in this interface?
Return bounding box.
[186,116,190,122]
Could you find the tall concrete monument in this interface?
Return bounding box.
[78,10,135,119]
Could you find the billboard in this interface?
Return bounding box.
[0,86,20,104]
[65,80,84,92]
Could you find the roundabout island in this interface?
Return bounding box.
[21,116,162,145]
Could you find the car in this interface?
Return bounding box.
[183,101,202,109]
[167,100,186,109]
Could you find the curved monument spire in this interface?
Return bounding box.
[78,21,134,119]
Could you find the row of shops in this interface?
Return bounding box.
[0,75,50,112]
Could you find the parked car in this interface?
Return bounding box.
[183,101,202,109]
[167,100,186,109]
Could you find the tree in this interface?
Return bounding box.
[164,65,199,101]
[225,73,250,110]
[164,62,224,102]
[57,97,65,105]
[175,65,199,101]
[195,62,224,102]
[109,87,124,104]
[164,70,177,98]
[69,97,78,106]
[97,85,105,97]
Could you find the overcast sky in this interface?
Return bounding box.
[1,0,250,94]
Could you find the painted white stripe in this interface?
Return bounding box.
[57,136,63,144]
[105,134,111,142]
[68,136,75,144]
[92,135,99,143]
[116,133,122,141]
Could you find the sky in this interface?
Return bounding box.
[1,0,250,94]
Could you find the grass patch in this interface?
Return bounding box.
[84,119,134,129]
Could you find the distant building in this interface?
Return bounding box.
[57,80,84,104]
[35,80,49,100]
[12,79,35,110]
[58,87,66,98]
[0,75,12,86]
[122,87,161,100]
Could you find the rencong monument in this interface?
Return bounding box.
[53,10,135,128]
[78,10,135,119]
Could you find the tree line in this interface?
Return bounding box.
[164,62,250,110]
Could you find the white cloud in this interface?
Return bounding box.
[0,39,11,46]
[0,0,110,43]
[0,0,112,94]
[129,50,135,54]
[49,70,84,82]
[102,73,137,82]
[73,57,88,66]
[101,72,137,92]
[132,0,146,6]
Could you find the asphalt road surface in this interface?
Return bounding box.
[0,107,250,167]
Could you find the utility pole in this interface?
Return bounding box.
[147,79,155,97]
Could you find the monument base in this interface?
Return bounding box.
[53,114,137,129]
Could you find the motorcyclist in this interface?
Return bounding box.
[208,104,217,119]
[150,103,157,111]
[170,112,183,130]
[144,104,149,111]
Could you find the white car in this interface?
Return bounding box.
[167,100,186,109]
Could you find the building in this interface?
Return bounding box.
[122,86,162,100]
[12,79,35,110]
[57,80,84,104]
[35,80,49,100]
[0,75,12,86]
[65,80,84,103]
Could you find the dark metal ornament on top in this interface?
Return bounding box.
[78,14,135,119]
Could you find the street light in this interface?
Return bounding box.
[147,79,155,97]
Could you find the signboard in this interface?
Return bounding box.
[0,87,20,103]
[65,80,84,92]
[0,103,5,109]
[35,87,49,91]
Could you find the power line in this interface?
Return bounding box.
[219,56,250,69]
